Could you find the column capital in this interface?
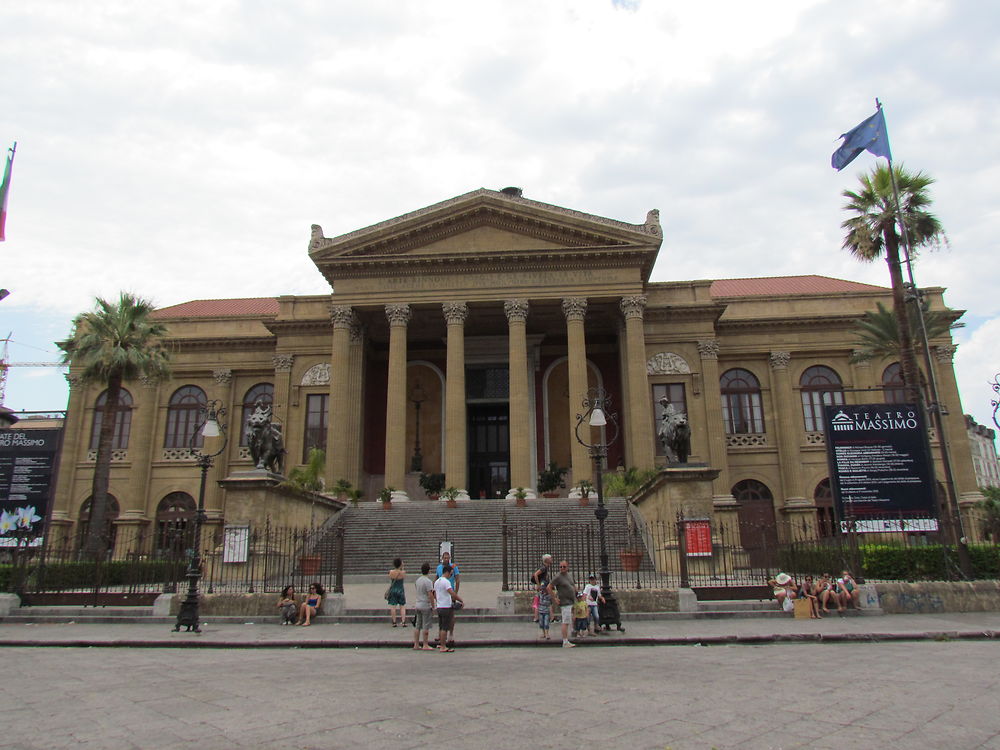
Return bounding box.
[212,368,233,386]
[769,351,791,370]
[65,373,82,390]
[696,339,719,360]
[442,301,469,325]
[330,304,356,329]
[851,351,872,368]
[561,297,588,322]
[272,354,294,373]
[934,344,957,363]
[619,295,647,320]
[385,303,412,327]
[504,298,529,324]
[138,374,162,389]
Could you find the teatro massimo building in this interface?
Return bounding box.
[49,187,983,544]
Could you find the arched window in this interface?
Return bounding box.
[720,369,764,434]
[814,478,836,537]
[164,386,207,449]
[89,389,134,451]
[76,494,121,553]
[240,383,274,446]
[881,362,906,404]
[800,365,845,432]
[155,492,196,554]
[303,393,328,463]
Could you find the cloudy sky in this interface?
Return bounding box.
[2,0,998,434]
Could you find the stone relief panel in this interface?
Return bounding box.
[301,363,331,386]
[646,352,691,375]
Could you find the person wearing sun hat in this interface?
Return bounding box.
[768,572,796,611]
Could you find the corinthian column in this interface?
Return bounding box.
[384,304,412,500]
[620,296,655,469]
[328,306,355,485]
[443,302,469,498]
[768,351,806,507]
[505,299,533,496]
[697,339,732,501]
[563,297,591,484]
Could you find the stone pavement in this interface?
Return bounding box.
[2,610,1000,648]
[2,633,999,749]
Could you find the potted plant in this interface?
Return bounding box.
[619,548,643,572]
[332,477,352,501]
[346,488,363,507]
[512,486,528,507]
[299,553,322,576]
[441,486,460,508]
[537,461,567,498]
[577,479,594,507]
[379,486,394,509]
[419,472,446,500]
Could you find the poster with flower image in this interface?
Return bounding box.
[0,429,61,546]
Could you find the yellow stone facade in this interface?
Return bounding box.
[50,188,983,545]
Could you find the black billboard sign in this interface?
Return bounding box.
[0,429,61,545]
[823,404,936,532]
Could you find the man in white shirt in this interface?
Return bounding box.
[433,563,463,652]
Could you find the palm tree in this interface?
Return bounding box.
[849,301,962,363]
[841,165,947,402]
[59,293,170,559]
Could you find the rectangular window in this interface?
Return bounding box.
[652,383,687,456]
[303,393,329,463]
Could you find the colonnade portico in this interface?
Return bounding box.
[319,293,657,501]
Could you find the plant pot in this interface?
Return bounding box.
[578,496,591,507]
[381,500,392,510]
[515,497,527,507]
[299,555,322,576]
[446,499,458,508]
[619,551,642,572]
[428,493,440,501]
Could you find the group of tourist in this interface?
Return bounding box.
[768,570,860,617]
[382,550,464,652]
[531,554,606,647]
[276,582,325,626]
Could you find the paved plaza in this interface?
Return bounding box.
[2,617,1000,749]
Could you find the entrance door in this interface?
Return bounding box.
[468,404,509,499]
[732,480,779,570]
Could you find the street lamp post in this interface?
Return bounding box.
[173,399,228,633]
[574,386,624,632]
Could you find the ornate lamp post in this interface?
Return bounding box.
[173,399,227,633]
[410,380,426,472]
[574,386,624,631]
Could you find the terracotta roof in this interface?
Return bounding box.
[153,298,280,319]
[710,275,886,298]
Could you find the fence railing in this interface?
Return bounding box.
[503,509,1000,591]
[1,521,345,598]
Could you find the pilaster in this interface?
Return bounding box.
[126,376,161,518]
[328,305,355,485]
[768,351,806,507]
[696,339,731,499]
[620,296,655,470]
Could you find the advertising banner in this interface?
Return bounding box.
[0,428,61,545]
[684,519,712,557]
[823,404,936,530]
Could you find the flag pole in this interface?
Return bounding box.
[879,103,971,576]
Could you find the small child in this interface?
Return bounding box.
[572,591,589,638]
[536,584,552,639]
[582,574,605,634]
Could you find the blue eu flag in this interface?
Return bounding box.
[831,109,892,170]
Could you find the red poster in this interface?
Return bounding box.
[685,519,712,557]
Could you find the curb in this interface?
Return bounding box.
[0,630,996,649]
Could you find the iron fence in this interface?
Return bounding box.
[2,520,345,601]
[502,509,1000,592]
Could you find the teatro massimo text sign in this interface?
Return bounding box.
[823,404,936,532]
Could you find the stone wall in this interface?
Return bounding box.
[874,581,1000,614]
[509,588,679,614]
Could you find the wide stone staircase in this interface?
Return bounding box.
[314,496,638,580]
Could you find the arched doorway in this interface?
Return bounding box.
[76,495,121,555]
[155,492,197,556]
[732,479,778,570]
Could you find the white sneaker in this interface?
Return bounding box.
[562,641,576,648]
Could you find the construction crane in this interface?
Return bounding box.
[0,335,67,406]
